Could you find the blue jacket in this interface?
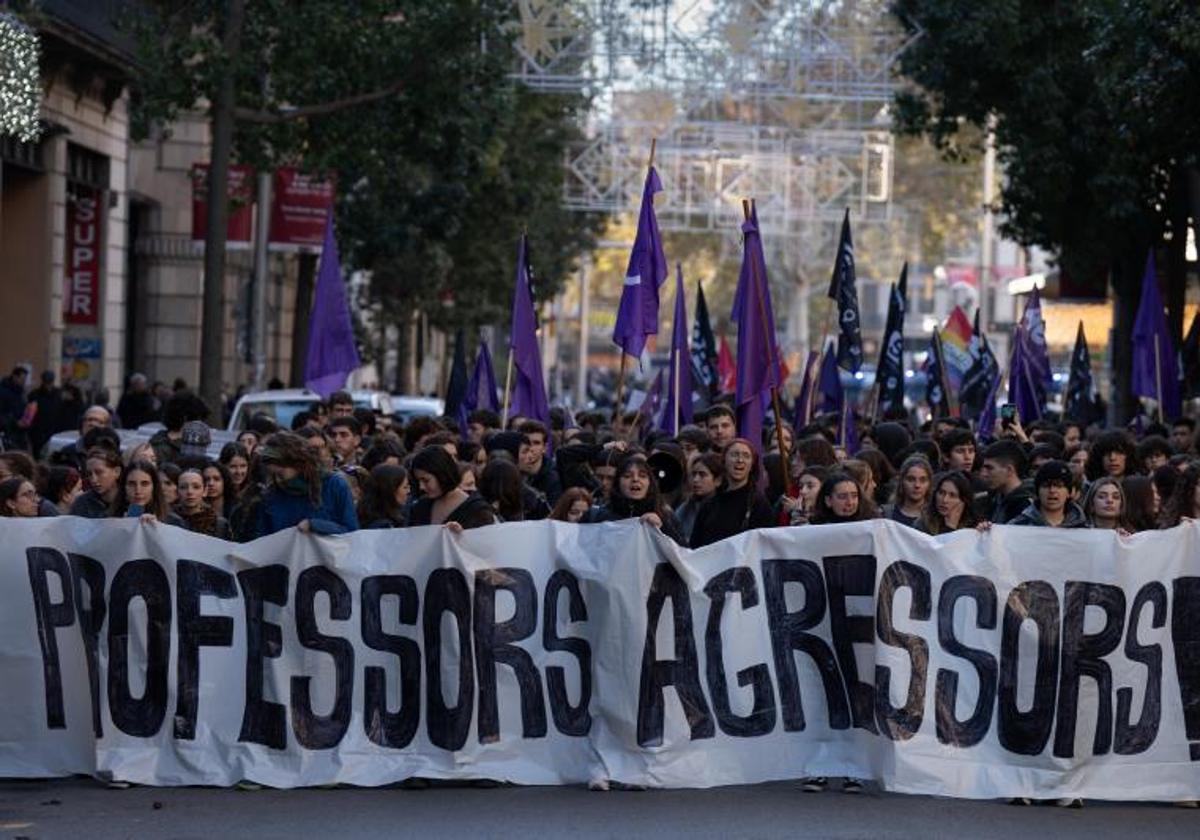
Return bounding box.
[254,472,359,538]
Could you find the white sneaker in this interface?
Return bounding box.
[1055,797,1082,808]
[588,779,610,792]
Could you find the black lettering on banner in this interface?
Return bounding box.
[823,555,879,733]
[1170,577,1200,761]
[1114,581,1165,755]
[361,575,421,749]
[291,567,355,750]
[935,575,998,748]
[174,559,235,740]
[237,565,289,750]
[998,581,1059,755]
[474,568,547,743]
[874,560,930,741]
[424,568,474,751]
[703,567,776,737]
[68,553,106,737]
[636,562,714,747]
[1054,581,1125,757]
[542,569,591,736]
[761,558,849,731]
[107,558,172,737]
[26,547,75,729]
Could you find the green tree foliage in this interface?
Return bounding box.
[890,0,1200,420]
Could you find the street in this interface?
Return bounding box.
[0,778,1195,839]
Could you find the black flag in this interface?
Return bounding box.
[959,308,999,421]
[1181,310,1200,400]
[827,209,863,372]
[925,328,951,419]
[1063,321,1101,424]
[691,281,720,400]
[874,263,907,417]
[444,328,469,421]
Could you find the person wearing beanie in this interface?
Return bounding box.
[1008,461,1089,528]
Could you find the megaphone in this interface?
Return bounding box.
[647,451,684,495]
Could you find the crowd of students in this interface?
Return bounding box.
[3,383,1200,555]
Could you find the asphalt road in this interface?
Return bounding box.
[0,779,1197,839]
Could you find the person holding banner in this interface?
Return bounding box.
[253,432,359,537]
[689,438,774,548]
[809,471,877,525]
[1008,461,1088,528]
[69,448,123,518]
[918,471,979,535]
[1081,477,1130,533]
[586,452,684,545]
[883,455,934,528]
[115,459,184,526]
[407,445,495,532]
[675,452,722,543]
[174,468,230,538]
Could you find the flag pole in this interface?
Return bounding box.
[501,351,514,427]
[672,346,681,435]
[1154,334,1164,424]
[935,330,958,418]
[744,199,795,495]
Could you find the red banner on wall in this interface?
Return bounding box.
[63,184,102,325]
[191,163,254,247]
[269,168,335,249]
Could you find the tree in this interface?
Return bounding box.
[890,0,1200,422]
[129,1,593,409]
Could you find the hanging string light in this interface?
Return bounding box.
[0,13,41,142]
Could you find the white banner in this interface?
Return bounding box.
[1,516,1199,799]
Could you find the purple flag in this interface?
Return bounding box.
[660,264,694,435]
[838,399,859,454]
[304,216,361,398]
[1020,286,1052,395]
[637,370,664,429]
[1132,251,1181,418]
[817,341,843,416]
[733,207,783,453]
[508,235,550,425]
[977,364,1003,440]
[1008,325,1043,423]
[458,339,500,434]
[612,167,668,360]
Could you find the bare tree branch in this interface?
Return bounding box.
[233,80,404,124]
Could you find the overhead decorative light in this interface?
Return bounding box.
[0,13,41,143]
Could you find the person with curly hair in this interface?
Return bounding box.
[253,432,359,537]
[1160,464,1200,528]
[1085,430,1137,481]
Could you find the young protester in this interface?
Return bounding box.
[219,442,252,499]
[977,440,1034,524]
[0,450,57,516]
[919,471,979,535]
[1085,430,1137,481]
[236,429,260,457]
[1008,461,1089,528]
[704,404,738,453]
[854,448,896,506]
[883,456,934,528]
[115,459,184,526]
[39,465,82,514]
[70,448,123,518]
[1064,443,1090,483]
[479,459,526,523]
[202,461,234,518]
[0,477,40,517]
[408,445,495,531]
[1169,417,1195,455]
[840,459,878,509]
[550,487,594,523]
[518,420,562,505]
[253,432,359,537]
[159,462,181,508]
[937,428,977,473]
[809,471,877,524]
[675,452,723,543]
[174,468,230,538]
[361,464,410,529]
[1159,464,1200,528]
[1082,477,1128,532]
[327,416,364,467]
[1135,435,1173,474]
[586,452,684,544]
[690,438,775,548]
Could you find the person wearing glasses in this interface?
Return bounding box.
[689,438,775,548]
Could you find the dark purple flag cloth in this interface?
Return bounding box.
[660,264,694,434]
[458,339,500,434]
[817,341,843,417]
[1131,251,1181,418]
[305,216,361,398]
[1008,324,1043,423]
[792,349,821,432]
[612,167,668,361]
[875,263,907,417]
[827,209,864,372]
[733,208,783,453]
[508,235,550,425]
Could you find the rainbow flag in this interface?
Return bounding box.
[940,306,975,391]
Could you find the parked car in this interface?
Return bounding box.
[390,395,445,425]
[45,423,234,461]
[227,388,395,431]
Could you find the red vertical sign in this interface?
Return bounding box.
[269,168,336,249]
[191,163,254,245]
[63,184,102,325]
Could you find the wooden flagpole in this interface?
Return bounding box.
[1154,334,1164,424]
[501,352,514,427]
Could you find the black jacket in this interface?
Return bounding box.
[586,501,685,546]
[408,492,496,530]
[69,490,111,518]
[525,458,563,505]
[690,483,776,548]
